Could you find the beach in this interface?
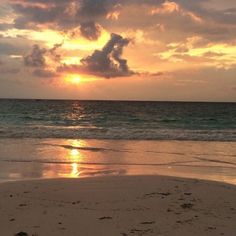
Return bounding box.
[0,100,235,235]
[0,175,236,236]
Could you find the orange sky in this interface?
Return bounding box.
[0,0,236,101]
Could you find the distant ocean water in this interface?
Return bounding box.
[0,99,235,141]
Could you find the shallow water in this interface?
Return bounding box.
[0,138,235,184]
[0,100,235,184]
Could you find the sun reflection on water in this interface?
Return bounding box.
[71,149,79,156]
[67,140,86,177]
[71,162,80,177]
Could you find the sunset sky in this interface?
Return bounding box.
[0,0,236,101]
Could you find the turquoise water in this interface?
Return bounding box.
[0,99,235,140]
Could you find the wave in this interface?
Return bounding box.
[41,144,236,158]
[0,126,236,141]
[3,159,236,169]
[45,144,130,152]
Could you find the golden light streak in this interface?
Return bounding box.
[61,57,83,65]
[64,74,99,85]
[10,55,22,59]
[158,42,236,68]
[63,30,110,51]
[4,28,108,51]
[29,29,64,47]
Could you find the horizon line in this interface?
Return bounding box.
[0,97,235,103]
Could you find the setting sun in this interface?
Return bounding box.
[72,77,81,84]
[65,75,82,85]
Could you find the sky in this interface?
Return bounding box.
[0,0,236,101]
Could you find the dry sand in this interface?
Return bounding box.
[0,175,236,236]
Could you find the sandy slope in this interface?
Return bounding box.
[0,176,236,236]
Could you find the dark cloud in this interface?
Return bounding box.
[24,44,47,67]
[9,0,236,44]
[81,33,132,78]
[10,0,119,36]
[23,43,62,78]
[24,42,63,67]
[58,33,134,78]
[49,42,63,62]
[80,21,101,40]
[77,0,119,18]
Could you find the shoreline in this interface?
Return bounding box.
[0,175,236,236]
[1,138,236,185]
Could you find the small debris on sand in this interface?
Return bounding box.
[99,216,113,220]
[14,232,28,236]
[140,221,155,225]
[180,203,194,209]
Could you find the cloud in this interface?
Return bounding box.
[49,42,63,62]
[77,0,119,18]
[24,42,63,67]
[150,1,180,14]
[150,1,203,25]
[23,43,63,78]
[8,0,236,45]
[24,44,47,67]
[10,0,119,31]
[79,21,101,40]
[58,33,134,78]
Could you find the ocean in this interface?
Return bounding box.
[0,99,236,140]
[0,99,235,183]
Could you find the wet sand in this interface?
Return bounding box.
[0,175,236,236]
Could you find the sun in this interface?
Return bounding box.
[65,75,82,85]
[71,76,81,84]
[64,74,99,85]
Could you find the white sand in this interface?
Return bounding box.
[0,175,236,236]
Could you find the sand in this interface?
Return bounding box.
[0,175,236,236]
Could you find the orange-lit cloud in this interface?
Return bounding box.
[150,1,180,14]
[150,1,202,23]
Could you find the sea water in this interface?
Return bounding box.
[0,99,235,183]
